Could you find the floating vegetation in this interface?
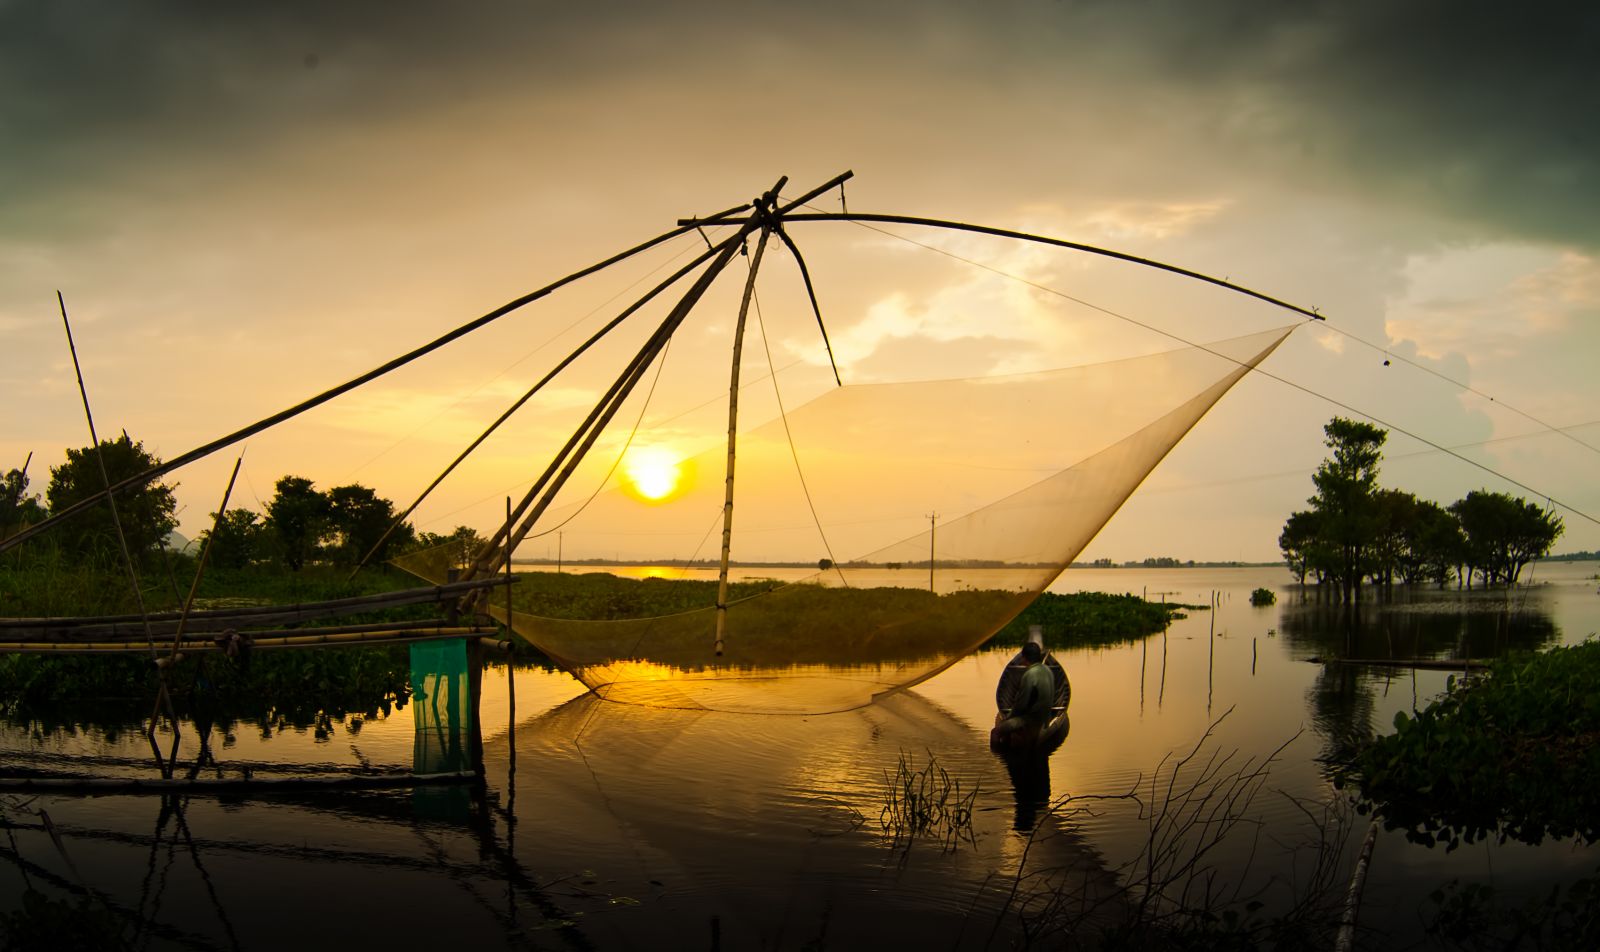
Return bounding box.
[880,750,979,852]
[1249,587,1276,606]
[1339,640,1600,849]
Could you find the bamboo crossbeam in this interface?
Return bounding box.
[0,770,477,793]
[0,576,508,640]
[354,226,735,574]
[1,223,701,557]
[0,625,494,654]
[462,188,777,588]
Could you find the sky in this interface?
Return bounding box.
[3,0,1598,563]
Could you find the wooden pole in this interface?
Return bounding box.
[927,512,938,593]
[714,226,774,656]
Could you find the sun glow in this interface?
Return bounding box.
[621,446,687,502]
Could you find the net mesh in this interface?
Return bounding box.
[395,326,1292,713]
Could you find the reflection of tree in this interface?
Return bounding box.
[1282,590,1562,769]
[1307,663,1376,767]
[1278,590,1560,662]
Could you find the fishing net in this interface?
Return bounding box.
[394,325,1292,714]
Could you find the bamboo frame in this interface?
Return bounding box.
[714,225,773,655]
[0,626,494,654]
[2,220,722,557]
[0,576,507,641]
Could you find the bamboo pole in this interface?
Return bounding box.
[0,576,506,640]
[463,180,785,595]
[460,224,757,588]
[169,456,242,660]
[2,221,719,558]
[350,237,732,574]
[1334,820,1381,952]
[57,292,158,655]
[0,771,478,793]
[0,626,493,654]
[714,226,773,656]
[771,227,841,385]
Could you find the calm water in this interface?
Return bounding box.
[3,563,1597,948]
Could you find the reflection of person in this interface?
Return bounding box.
[996,641,1054,740]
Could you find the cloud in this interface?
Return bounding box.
[1080,201,1230,242]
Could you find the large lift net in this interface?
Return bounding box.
[395,325,1291,714]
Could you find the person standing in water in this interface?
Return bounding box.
[995,641,1055,743]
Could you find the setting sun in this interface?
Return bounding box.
[621,446,688,503]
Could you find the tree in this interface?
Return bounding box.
[44,435,177,560]
[201,508,264,571]
[1278,510,1322,584]
[325,484,414,567]
[415,525,487,570]
[1307,417,1387,600]
[1397,498,1462,587]
[1450,491,1563,586]
[1,465,47,541]
[264,476,328,571]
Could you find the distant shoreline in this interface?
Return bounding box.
[509,553,1598,570]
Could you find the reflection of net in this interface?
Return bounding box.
[395,327,1292,714]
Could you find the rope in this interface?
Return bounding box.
[750,285,849,587]
[813,213,1600,530]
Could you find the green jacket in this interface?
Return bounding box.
[1014,661,1056,722]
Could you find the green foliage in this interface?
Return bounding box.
[1282,418,1559,593]
[44,434,177,561]
[325,483,414,566]
[261,476,415,570]
[200,507,264,570]
[1339,640,1600,849]
[994,591,1184,648]
[0,465,47,541]
[263,475,327,571]
[411,525,487,570]
[1450,489,1564,586]
[1425,871,1599,951]
[1248,587,1275,606]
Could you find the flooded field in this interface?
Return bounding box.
[3,563,1597,948]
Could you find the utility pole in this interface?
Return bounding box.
[557,531,563,573]
[927,511,938,593]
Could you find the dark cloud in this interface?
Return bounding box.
[2,1,1595,248]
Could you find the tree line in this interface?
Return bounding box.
[1,434,485,573]
[1279,418,1563,598]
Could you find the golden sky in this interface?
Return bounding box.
[4,1,1597,561]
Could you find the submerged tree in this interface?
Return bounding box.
[1307,417,1386,600]
[1451,490,1563,586]
[1282,419,1561,593]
